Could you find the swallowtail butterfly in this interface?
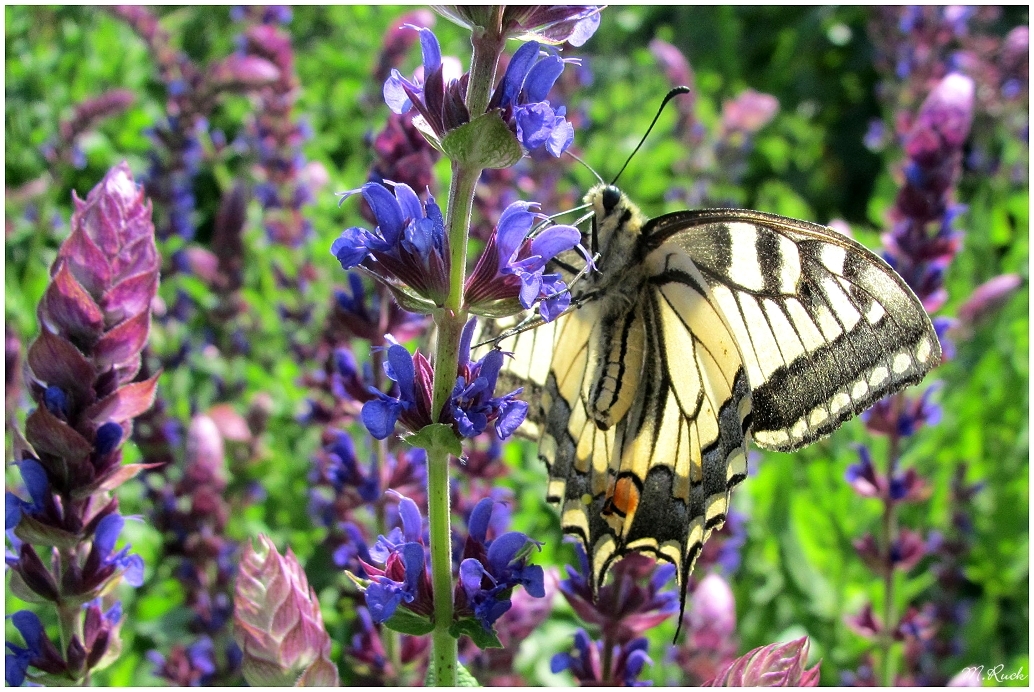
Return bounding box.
[490,182,940,627]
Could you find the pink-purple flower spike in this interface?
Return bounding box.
[7,162,160,686]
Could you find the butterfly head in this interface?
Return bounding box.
[584,183,646,268]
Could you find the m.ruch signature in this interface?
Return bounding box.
[961,664,1027,683]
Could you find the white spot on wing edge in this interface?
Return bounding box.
[830,391,852,416]
[916,337,933,363]
[869,365,889,387]
[756,430,787,449]
[820,243,847,274]
[892,352,912,374]
[777,233,802,293]
[727,222,765,291]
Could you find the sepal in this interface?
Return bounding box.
[441,111,523,169]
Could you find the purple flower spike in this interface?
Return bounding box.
[465,201,583,320]
[883,73,974,314]
[333,182,450,308]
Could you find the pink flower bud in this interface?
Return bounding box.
[233,535,339,687]
[721,89,780,134]
[906,73,975,159]
[649,39,694,89]
[185,414,226,486]
[955,273,1023,328]
[704,636,821,686]
[210,54,280,91]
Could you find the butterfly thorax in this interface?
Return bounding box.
[574,184,650,302]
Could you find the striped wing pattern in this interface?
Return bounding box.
[644,209,941,452]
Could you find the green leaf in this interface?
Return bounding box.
[383,608,435,637]
[406,423,463,457]
[450,616,503,650]
[440,112,523,169]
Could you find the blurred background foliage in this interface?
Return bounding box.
[5,5,1028,686]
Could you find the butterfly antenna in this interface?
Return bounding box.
[566,150,605,184]
[610,85,692,186]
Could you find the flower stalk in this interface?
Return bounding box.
[423,57,498,692]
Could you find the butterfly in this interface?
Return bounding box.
[489,182,941,628]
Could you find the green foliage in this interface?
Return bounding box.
[5,5,1027,687]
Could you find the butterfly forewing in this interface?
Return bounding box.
[643,209,941,451]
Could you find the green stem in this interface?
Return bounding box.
[465,12,504,118]
[425,443,457,686]
[601,633,615,684]
[424,161,479,688]
[424,19,503,686]
[55,543,86,683]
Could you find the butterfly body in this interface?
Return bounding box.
[495,183,940,621]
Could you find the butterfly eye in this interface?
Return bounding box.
[601,186,622,214]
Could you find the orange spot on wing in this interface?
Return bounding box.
[602,476,640,520]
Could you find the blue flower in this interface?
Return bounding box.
[383,26,444,114]
[384,27,580,156]
[323,432,380,502]
[5,610,68,685]
[489,41,577,156]
[451,319,529,440]
[360,342,434,440]
[332,521,373,571]
[6,611,45,686]
[6,458,50,529]
[550,630,652,685]
[94,422,123,456]
[91,513,145,587]
[361,493,432,623]
[465,201,584,321]
[333,182,449,307]
[457,497,543,631]
[43,386,69,419]
[359,322,528,442]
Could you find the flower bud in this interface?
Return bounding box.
[704,636,820,686]
[233,535,339,686]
